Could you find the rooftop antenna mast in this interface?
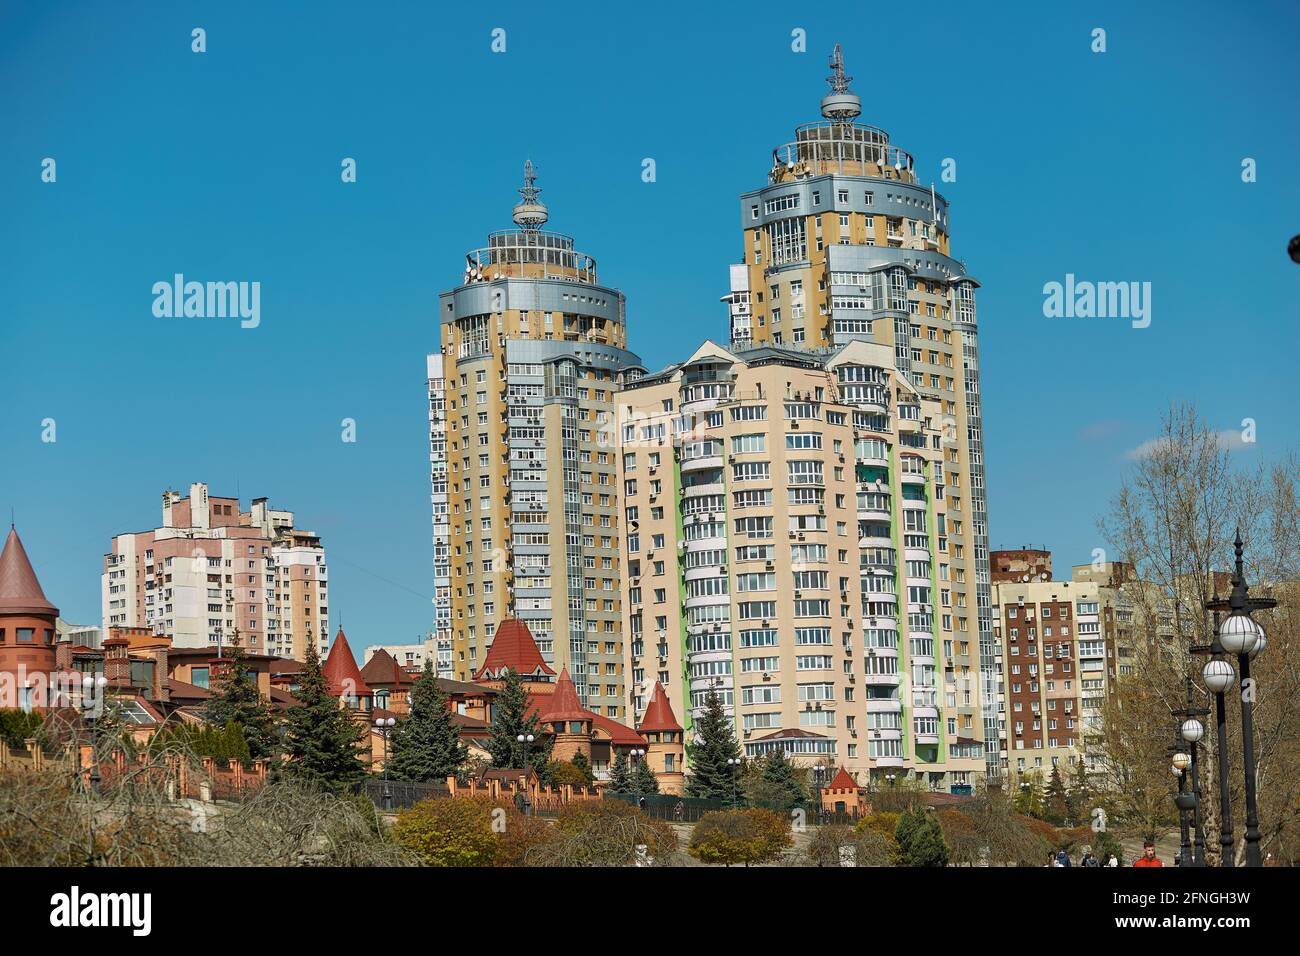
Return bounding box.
[821,44,862,123]
[512,159,549,232]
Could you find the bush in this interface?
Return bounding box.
[391,796,502,867]
[688,808,792,867]
[855,812,902,864]
[806,823,895,867]
[495,808,554,867]
[524,800,677,867]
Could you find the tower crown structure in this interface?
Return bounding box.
[463,161,599,285]
[820,43,862,122]
[770,45,914,186]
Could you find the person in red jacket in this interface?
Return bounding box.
[1133,840,1163,867]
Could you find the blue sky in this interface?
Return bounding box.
[2,1,1297,652]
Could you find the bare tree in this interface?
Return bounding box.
[1098,403,1300,862]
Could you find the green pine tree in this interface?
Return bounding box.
[1045,765,1070,825]
[632,756,659,795]
[203,635,278,760]
[389,661,468,782]
[280,642,368,794]
[751,750,808,810]
[608,751,632,792]
[685,690,745,804]
[486,668,552,772]
[895,806,949,867]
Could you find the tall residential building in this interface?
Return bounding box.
[991,551,1130,778]
[102,482,329,660]
[428,162,641,716]
[618,340,988,791]
[720,45,1001,778]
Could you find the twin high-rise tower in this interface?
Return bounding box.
[427,161,642,719]
[430,47,1005,782]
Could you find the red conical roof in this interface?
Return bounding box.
[323,627,371,697]
[474,618,556,681]
[0,527,58,616]
[828,766,860,791]
[537,668,589,722]
[638,681,682,733]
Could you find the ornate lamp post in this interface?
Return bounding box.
[1193,594,1236,866]
[1172,677,1210,866]
[1206,531,1275,867]
[1169,743,1194,867]
[516,733,535,816]
[726,756,742,808]
[629,746,647,808]
[373,715,396,810]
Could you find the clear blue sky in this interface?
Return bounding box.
[2,1,1297,652]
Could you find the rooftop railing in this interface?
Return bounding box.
[772,121,915,182]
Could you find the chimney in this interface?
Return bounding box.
[102,635,132,689]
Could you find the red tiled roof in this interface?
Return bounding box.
[591,713,645,746]
[166,678,211,701]
[0,527,58,616]
[449,712,489,730]
[828,766,861,791]
[269,687,300,708]
[322,628,371,698]
[536,668,589,722]
[359,649,409,687]
[473,618,556,681]
[637,681,682,733]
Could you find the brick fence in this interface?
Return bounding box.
[0,736,268,801]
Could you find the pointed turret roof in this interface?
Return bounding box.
[0,526,58,616]
[828,766,860,791]
[637,681,682,733]
[536,668,590,722]
[323,627,371,698]
[474,618,556,681]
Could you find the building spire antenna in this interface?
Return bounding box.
[513,159,548,231]
[827,43,852,94]
[821,44,861,122]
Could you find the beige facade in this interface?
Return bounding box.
[428,163,641,717]
[618,340,988,789]
[718,47,1001,780]
[102,482,328,660]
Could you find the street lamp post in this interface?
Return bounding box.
[1172,677,1209,866]
[373,716,396,811]
[629,747,646,809]
[516,733,535,816]
[1193,596,1236,867]
[1170,747,1194,867]
[1208,531,1275,867]
[727,757,742,808]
